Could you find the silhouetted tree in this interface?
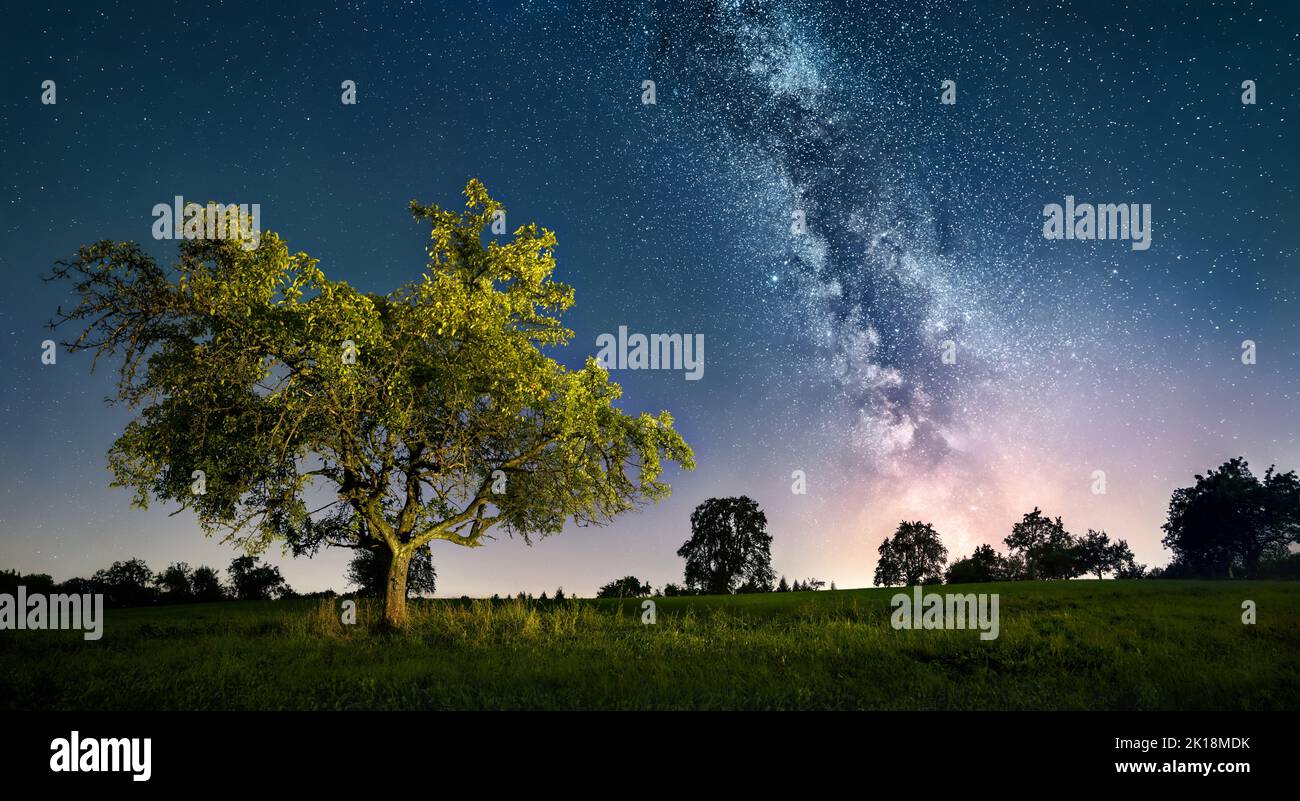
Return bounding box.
[56,577,95,595]
[776,576,790,592]
[945,544,1010,584]
[92,558,158,607]
[1162,458,1300,577]
[596,575,651,598]
[227,556,291,600]
[0,569,54,595]
[155,562,194,603]
[1004,508,1080,580]
[1077,530,1107,579]
[1108,539,1142,578]
[190,565,226,601]
[1077,530,1138,579]
[1113,545,1147,579]
[874,521,948,586]
[677,496,775,594]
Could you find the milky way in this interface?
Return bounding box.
[1,0,1295,592]
[572,0,1299,567]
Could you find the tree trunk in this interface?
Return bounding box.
[381,548,412,629]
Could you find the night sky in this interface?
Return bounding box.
[1,1,1297,596]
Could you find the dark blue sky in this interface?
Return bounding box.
[2,1,1297,595]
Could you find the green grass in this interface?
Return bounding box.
[2,580,1297,710]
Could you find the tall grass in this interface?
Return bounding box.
[1,581,1297,710]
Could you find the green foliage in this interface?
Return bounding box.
[50,180,693,623]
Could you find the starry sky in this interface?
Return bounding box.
[1,1,1297,596]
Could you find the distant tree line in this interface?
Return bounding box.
[873,457,1300,586]
[591,458,1300,595]
[0,555,298,608]
[1,544,446,610]
[873,514,1145,587]
[8,458,1294,605]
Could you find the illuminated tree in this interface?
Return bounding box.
[50,181,694,627]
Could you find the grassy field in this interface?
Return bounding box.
[2,580,1297,710]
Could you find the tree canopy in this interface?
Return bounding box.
[595,575,651,598]
[1004,508,1079,580]
[677,496,775,594]
[944,544,1009,584]
[228,555,291,601]
[50,180,694,626]
[873,520,948,586]
[1163,458,1300,577]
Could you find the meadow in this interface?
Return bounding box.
[1,580,1297,711]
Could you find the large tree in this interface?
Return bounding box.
[50,181,694,627]
[190,565,226,601]
[154,561,194,603]
[677,496,775,595]
[91,558,159,608]
[1162,458,1300,578]
[227,555,292,601]
[1076,529,1140,580]
[873,520,948,586]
